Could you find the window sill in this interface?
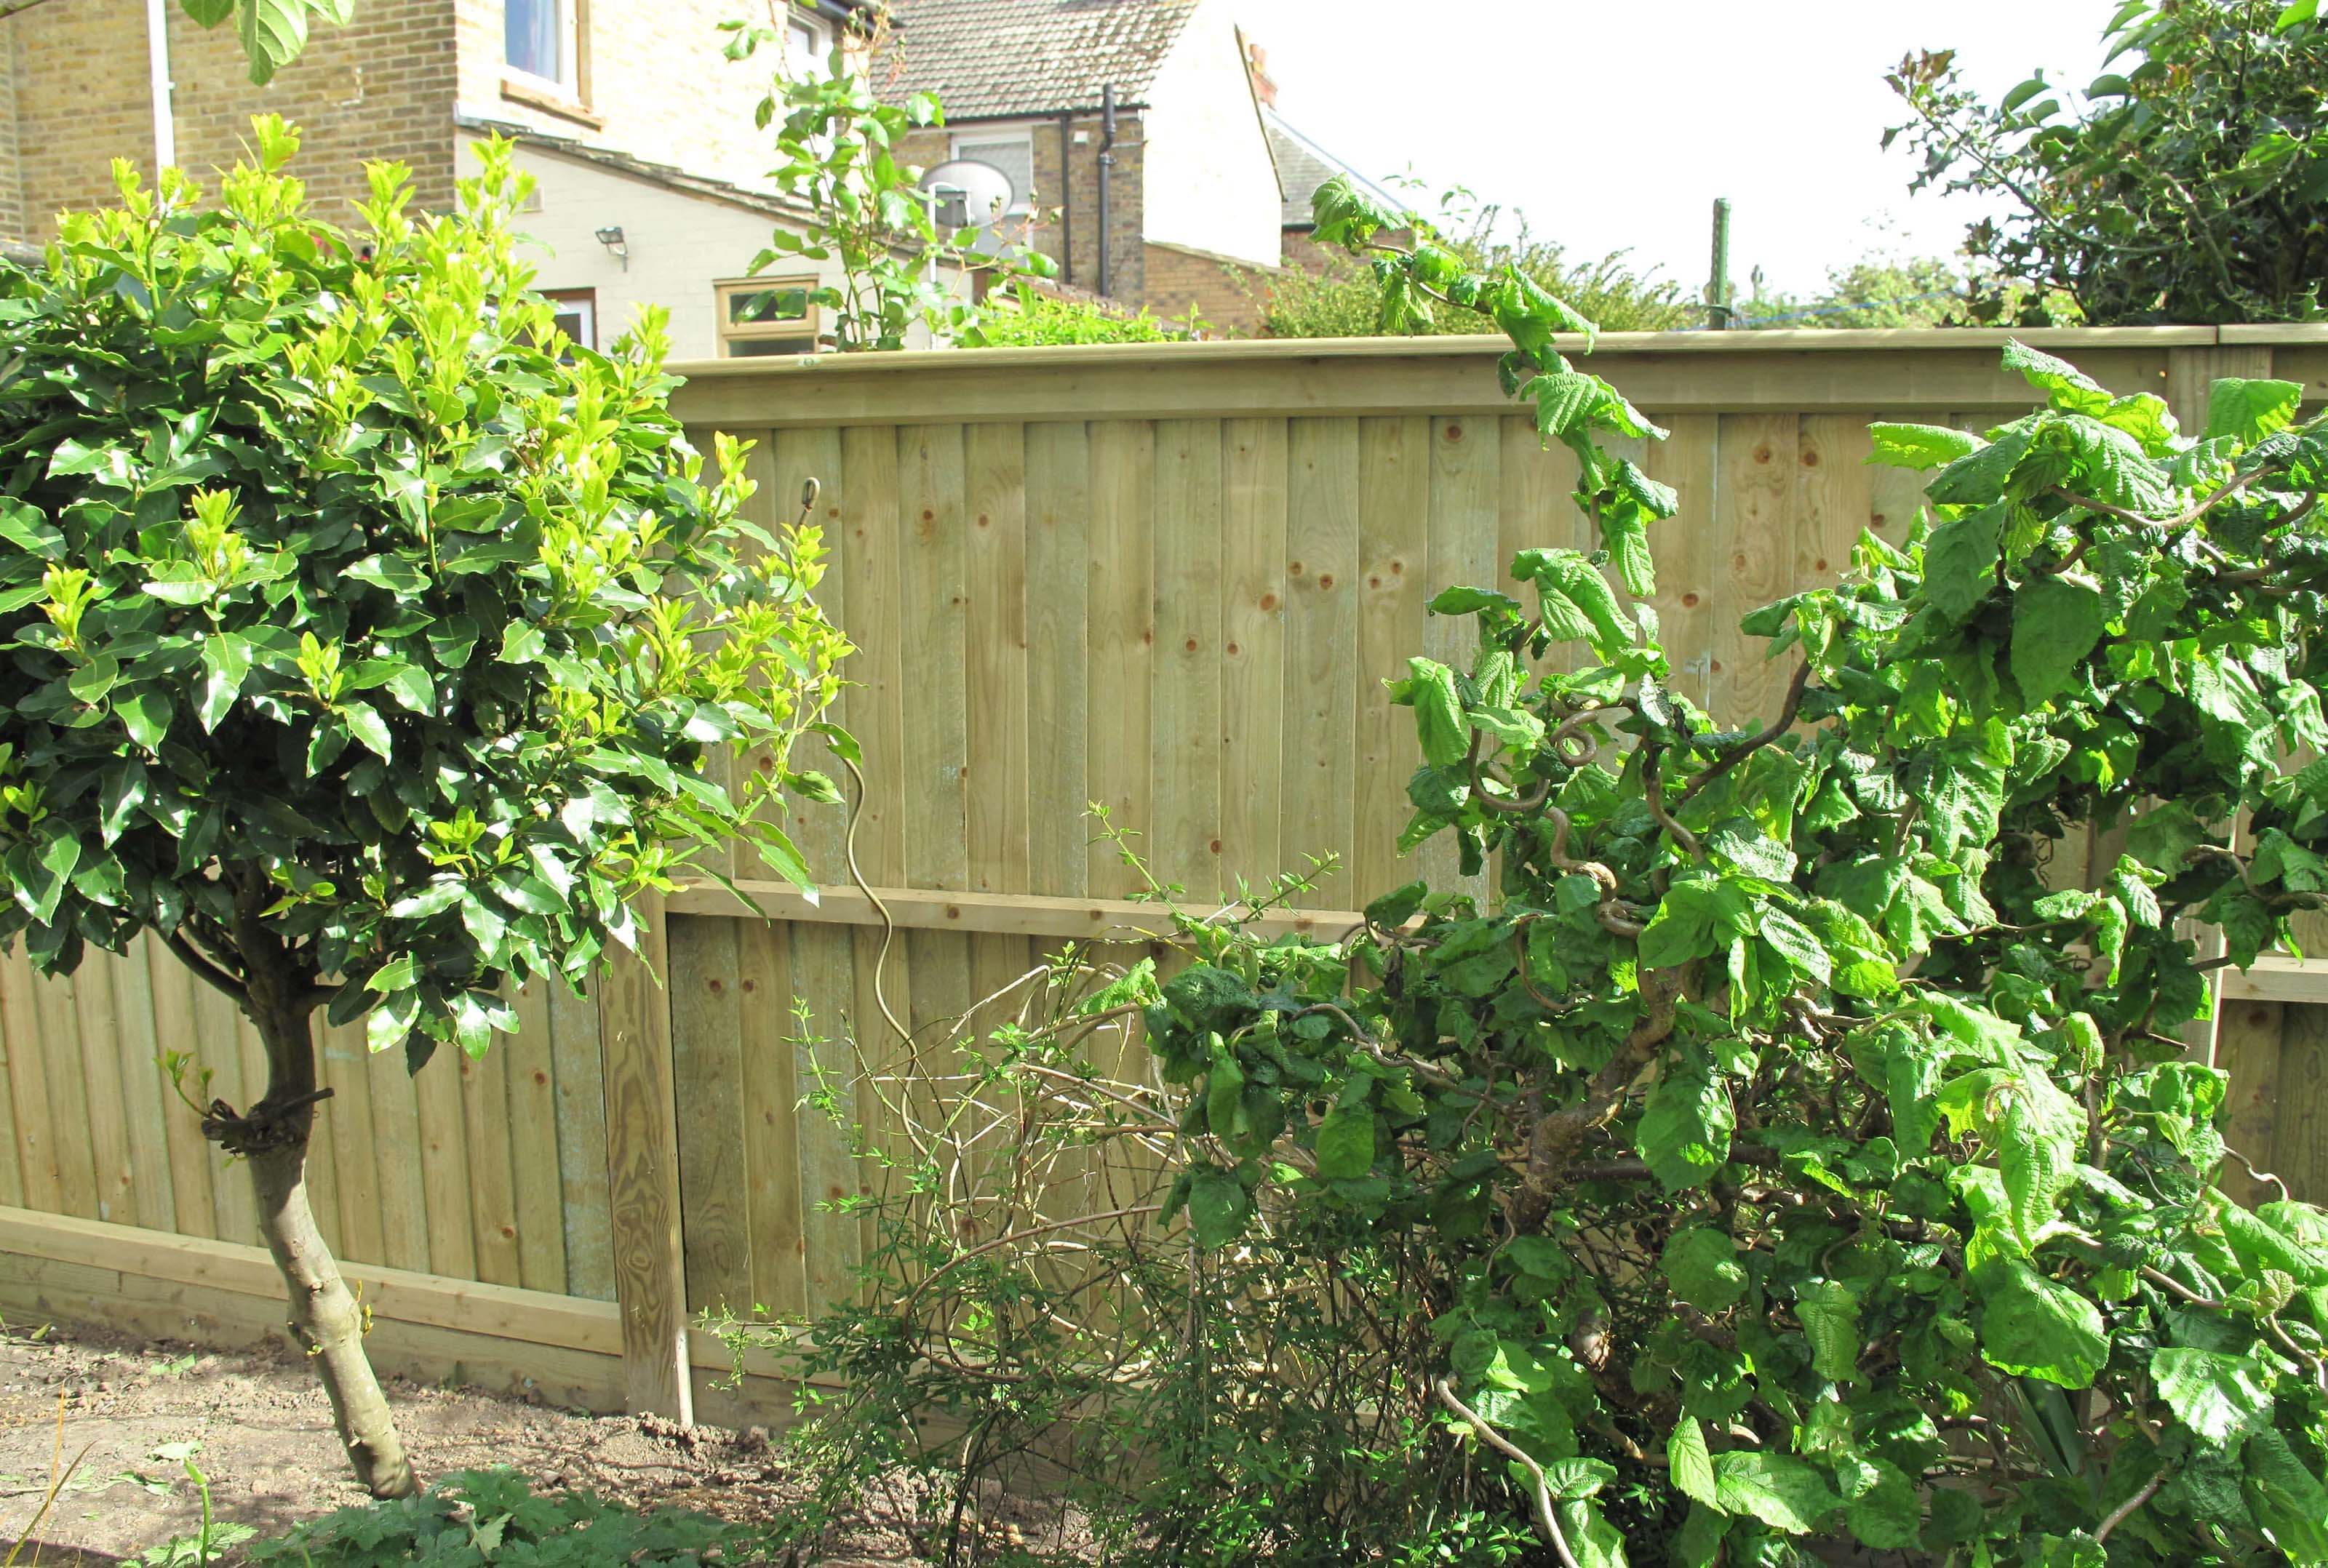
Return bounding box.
[500,76,603,128]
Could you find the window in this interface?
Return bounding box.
[716,278,820,357]
[506,0,578,91]
[541,288,596,355]
[952,132,1033,217]
[785,15,824,75]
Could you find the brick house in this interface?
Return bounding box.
[878,0,1293,332]
[0,0,944,358]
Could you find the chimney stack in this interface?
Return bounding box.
[1246,41,1277,107]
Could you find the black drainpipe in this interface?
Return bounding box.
[1096,84,1117,298]
[1056,111,1075,287]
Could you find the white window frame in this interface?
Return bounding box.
[541,287,596,353]
[950,126,1035,217]
[715,276,822,357]
[784,13,826,76]
[503,0,581,98]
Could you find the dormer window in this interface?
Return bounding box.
[506,0,579,93]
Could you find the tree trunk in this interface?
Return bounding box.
[235,980,419,1498]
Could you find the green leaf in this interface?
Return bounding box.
[365,989,419,1055]
[236,0,311,84]
[1314,1105,1376,1179]
[116,689,174,751]
[198,634,252,733]
[1187,1168,1248,1248]
[1977,1259,2108,1388]
[1836,1454,1922,1551]
[1794,1279,1861,1381]
[1661,1227,1747,1313]
[1921,505,2001,623]
[339,702,392,761]
[2010,576,2106,705]
[1710,1451,1839,1534]
[1399,658,1468,768]
[1634,1066,1734,1191]
[2151,1347,2272,1448]
[2205,377,2305,444]
[1667,1417,1718,1508]
[1869,422,1982,471]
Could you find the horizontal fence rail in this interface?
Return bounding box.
[4,327,2327,1415]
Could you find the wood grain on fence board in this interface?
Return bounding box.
[548,977,614,1302]
[672,916,750,1315]
[1283,419,1360,908]
[503,977,569,1295]
[1221,418,1289,894]
[1353,417,1430,907]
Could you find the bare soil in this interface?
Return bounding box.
[0,1322,1086,1564]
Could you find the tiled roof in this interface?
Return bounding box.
[1264,108,1403,231]
[875,0,1200,120]
[455,115,815,225]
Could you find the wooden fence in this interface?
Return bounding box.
[4,325,2327,1421]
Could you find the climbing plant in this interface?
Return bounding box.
[0,122,845,1495]
[753,172,2328,1566]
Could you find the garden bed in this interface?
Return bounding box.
[0,1323,1084,1564]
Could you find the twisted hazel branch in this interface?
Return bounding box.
[1432,1377,1582,1568]
[1674,661,1810,810]
[2094,1470,2166,1545]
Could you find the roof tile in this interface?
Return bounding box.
[876,0,1200,121]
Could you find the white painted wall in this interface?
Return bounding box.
[1139,0,1282,267]
[469,135,951,361]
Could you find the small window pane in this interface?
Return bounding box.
[728,286,810,325]
[507,0,567,82]
[955,140,1032,212]
[730,337,814,356]
[786,18,821,73]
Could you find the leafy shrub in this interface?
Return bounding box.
[239,1468,751,1564]
[0,120,845,1491]
[972,289,1200,346]
[1263,190,1694,338]
[1889,0,2328,324]
[747,175,2328,1565]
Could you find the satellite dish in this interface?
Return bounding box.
[920,159,1015,229]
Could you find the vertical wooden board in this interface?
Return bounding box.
[319,1018,385,1268]
[966,423,1032,897]
[671,915,751,1316]
[839,425,909,892]
[2273,1004,2328,1206]
[1152,417,1227,901]
[1352,416,1430,905]
[101,947,174,1233]
[549,978,615,1302]
[2217,999,2287,1207]
[760,427,853,886]
[366,1040,431,1273]
[501,975,569,1295]
[0,958,17,1211]
[1498,417,1585,674]
[1712,414,1800,728]
[0,951,60,1213]
[1645,415,1722,719]
[411,1044,477,1281]
[1024,422,1091,900]
[1220,418,1288,894]
[1795,415,1875,600]
[1282,418,1360,907]
[2166,346,2273,437]
[848,921,913,1232]
[597,898,693,1420]
[141,942,214,1238]
[898,422,974,1050]
[1087,420,1157,897]
[789,922,863,1316]
[33,973,97,1219]
[460,1019,524,1289]
[1422,415,1501,902]
[738,917,806,1319]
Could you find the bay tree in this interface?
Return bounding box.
[0,121,846,1495]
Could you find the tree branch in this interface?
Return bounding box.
[1675,662,1810,809]
[166,931,250,1007]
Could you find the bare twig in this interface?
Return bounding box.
[1432,1377,1582,1568]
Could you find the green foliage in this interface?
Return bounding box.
[760,172,2328,1565]
[1888,0,2328,324]
[0,121,845,1065]
[1732,252,1985,329]
[721,7,1055,351]
[971,286,1202,346]
[1264,187,1694,339]
[238,1468,749,1564]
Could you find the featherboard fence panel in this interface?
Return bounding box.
[4,327,2327,1421]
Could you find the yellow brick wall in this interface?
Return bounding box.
[168,0,460,220]
[5,0,157,236]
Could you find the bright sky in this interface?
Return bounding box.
[1233,0,2118,299]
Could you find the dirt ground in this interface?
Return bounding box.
[0,1321,1085,1564]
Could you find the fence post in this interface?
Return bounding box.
[595,892,693,1423]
